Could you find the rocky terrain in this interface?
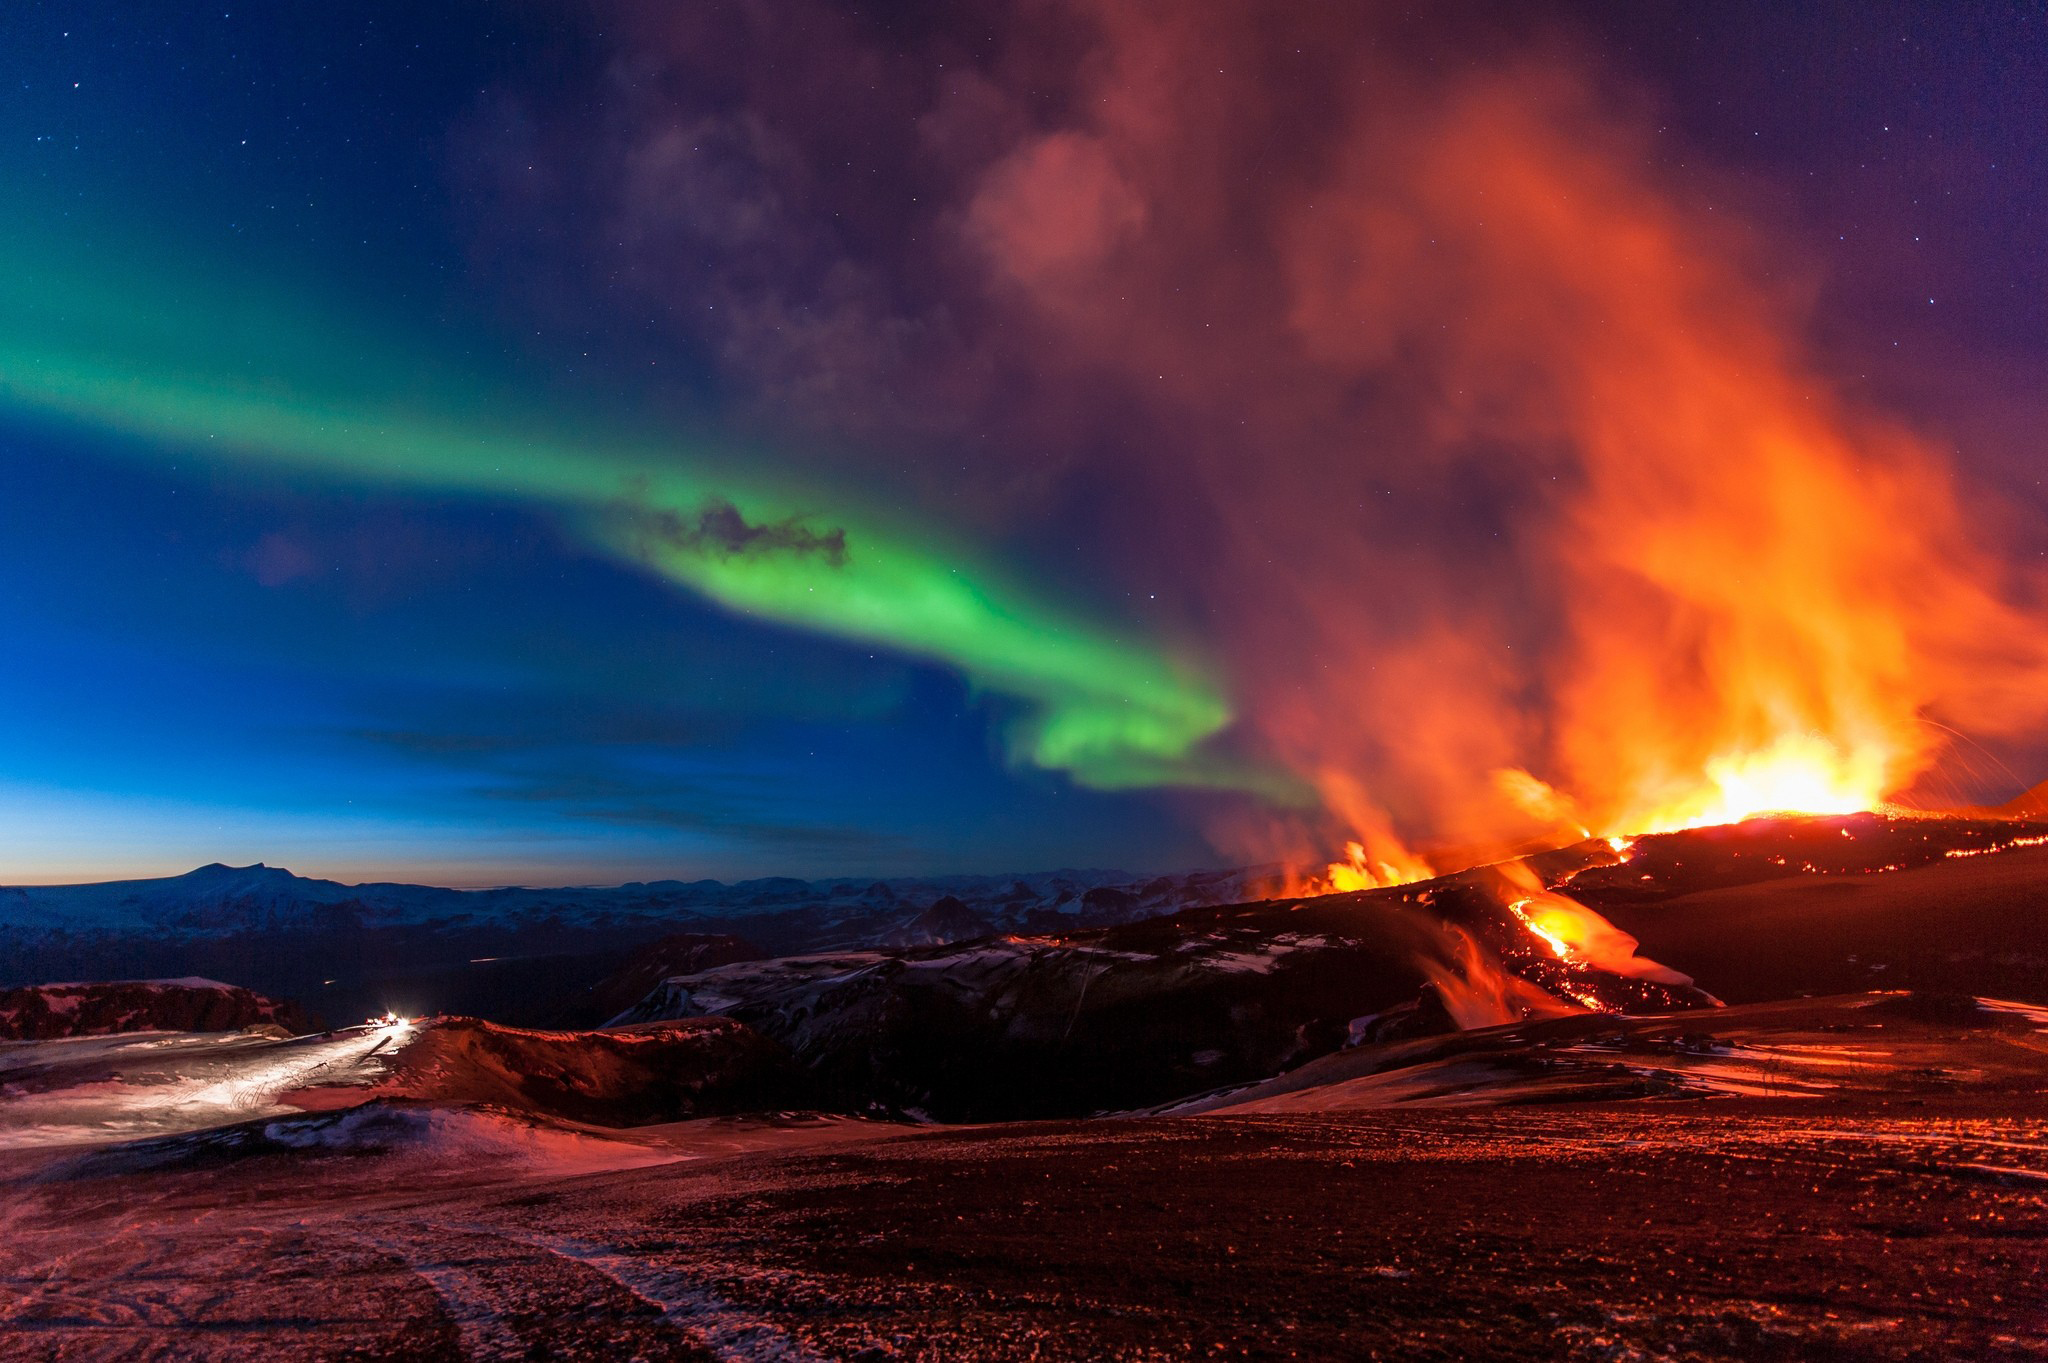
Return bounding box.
[2,1094,2043,1361]
[594,813,2048,1120]
[604,893,1708,1120]
[343,1016,797,1127]
[578,934,768,1026]
[7,812,2048,1358]
[0,977,311,1040]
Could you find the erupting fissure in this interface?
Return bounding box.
[1297,732,1898,898]
[1290,793,1698,1028]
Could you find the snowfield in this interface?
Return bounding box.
[2,1096,2043,1360]
[0,1019,408,1147]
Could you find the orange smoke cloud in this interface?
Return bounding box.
[561,2,2048,872]
[1280,62,2048,849]
[961,6,2048,868]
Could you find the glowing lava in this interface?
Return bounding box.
[1313,839,1436,894]
[1619,733,1892,836]
[1482,730,1890,855]
[1297,730,1887,901]
[1289,769,1439,894]
[1503,890,1691,986]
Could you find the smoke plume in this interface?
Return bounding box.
[470,0,2048,866]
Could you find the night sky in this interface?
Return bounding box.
[3,2,2045,886]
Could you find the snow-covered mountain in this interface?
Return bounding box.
[0,861,1264,942]
[0,861,1271,1026]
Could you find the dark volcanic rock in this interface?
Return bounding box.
[1566,815,2048,1004]
[605,816,2048,1120]
[377,1015,796,1126]
[0,978,314,1039]
[584,933,766,1025]
[1077,886,1140,924]
[883,896,996,948]
[617,882,1715,1120]
[1170,989,2048,1114]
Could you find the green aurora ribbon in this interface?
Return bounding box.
[0,223,1283,797]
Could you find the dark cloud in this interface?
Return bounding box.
[470,760,890,852]
[348,706,890,854]
[635,499,847,565]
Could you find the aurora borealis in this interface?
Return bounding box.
[0,234,1251,796]
[5,2,2047,885]
[0,4,1282,882]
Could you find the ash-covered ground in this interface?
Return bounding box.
[4,1099,2044,1361]
[5,815,2048,1360]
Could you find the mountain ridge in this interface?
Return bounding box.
[0,859,1273,1025]
[0,860,1268,937]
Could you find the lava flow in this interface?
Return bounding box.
[1289,725,1909,1024]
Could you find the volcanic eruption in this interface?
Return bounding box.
[6,6,2048,1358]
[1196,51,2048,901]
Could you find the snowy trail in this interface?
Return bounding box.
[350,1220,820,1361]
[483,1228,832,1363]
[0,1021,409,1148]
[167,1025,399,1117]
[351,1231,530,1362]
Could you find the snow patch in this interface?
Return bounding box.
[262,1105,679,1174]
